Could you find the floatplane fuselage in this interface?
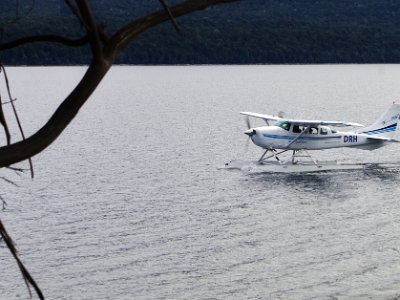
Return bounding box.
[247,123,392,151]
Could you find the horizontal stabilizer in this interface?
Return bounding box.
[366,136,400,143]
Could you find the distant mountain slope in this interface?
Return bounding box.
[2,1,400,64]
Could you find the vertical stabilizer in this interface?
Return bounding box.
[357,103,400,138]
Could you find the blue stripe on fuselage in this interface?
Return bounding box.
[262,134,341,140]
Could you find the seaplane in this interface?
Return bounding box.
[225,103,400,173]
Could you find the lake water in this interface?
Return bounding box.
[1,65,400,299]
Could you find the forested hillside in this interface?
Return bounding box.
[2,0,400,65]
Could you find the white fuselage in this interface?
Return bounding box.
[250,125,385,151]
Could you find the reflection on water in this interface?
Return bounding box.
[363,164,400,180]
[248,163,400,203]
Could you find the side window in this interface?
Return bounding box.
[293,125,301,133]
[331,129,337,134]
[309,127,318,134]
[320,128,328,135]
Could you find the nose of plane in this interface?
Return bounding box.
[244,128,256,136]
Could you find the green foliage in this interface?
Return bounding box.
[2,0,400,64]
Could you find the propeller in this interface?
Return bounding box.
[243,116,256,152]
[244,116,257,138]
[245,115,251,130]
[245,132,251,150]
[244,116,256,136]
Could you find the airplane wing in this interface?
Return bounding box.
[240,111,364,127]
[240,112,281,123]
[287,119,365,127]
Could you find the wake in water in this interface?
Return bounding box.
[220,159,400,174]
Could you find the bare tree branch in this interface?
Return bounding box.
[0,219,44,299]
[0,1,241,298]
[75,0,103,60]
[0,195,7,210]
[0,0,239,169]
[0,34,89,51]
[0,176,19,187]
[0,0,36,35]
[15,0,19,19]
[13,0,37,22]
[0,92,11,145]
[158,0,182,35]
[0,61,109,167]
[6,166,26,174]
[1,65,34,178]
[104,0,237,61]
[64,0,85,28]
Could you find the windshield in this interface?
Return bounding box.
[274,120,291,131]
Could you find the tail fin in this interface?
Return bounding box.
[357,103,400,138]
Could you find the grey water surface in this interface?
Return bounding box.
[1,65,400,299]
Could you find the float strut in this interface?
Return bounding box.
[258,149,269,162]
[292,150,297,164]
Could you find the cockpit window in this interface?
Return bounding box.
[320,128,328,135]
[331,129,337,134]
[274,120,291,131]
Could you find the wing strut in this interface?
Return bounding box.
[285,125,311,149]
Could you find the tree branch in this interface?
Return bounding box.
[0,34,89,51]
[0,218,44,300]
[158,0,182,35]
[0,1,241,298]
[0,0,35,29]
[0,65,34,178]
[0,0,239,168]
[75,0,103,60]
[0,62,109,167]
[64,0,85,28]
[0,92,11,145]
[104,0,238,61]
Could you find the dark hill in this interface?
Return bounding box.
[2,1,400,64]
